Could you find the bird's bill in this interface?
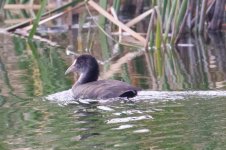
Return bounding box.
[65,60,77,75]
[65,65,74,75]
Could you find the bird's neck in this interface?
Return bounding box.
[75,70,99,85]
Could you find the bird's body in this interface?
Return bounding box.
[72,80,139,99]
[65,54,140,99]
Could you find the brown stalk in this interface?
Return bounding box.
[87,0,146,46]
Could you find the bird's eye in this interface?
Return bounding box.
[78,59,84,65]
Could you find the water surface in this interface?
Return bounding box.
[0,32,226,150]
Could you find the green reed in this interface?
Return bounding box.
[28,0,47,40]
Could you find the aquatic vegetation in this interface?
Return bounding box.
[3,0,225,47]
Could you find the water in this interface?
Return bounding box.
[1,31,226,150]
[1,94,226,149]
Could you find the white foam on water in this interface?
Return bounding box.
[45,90,226,105]
[112,124,134,130]
[133,129,150,133]
[97,106,114,111]
[107,115,153,124]
[134,91,226,101]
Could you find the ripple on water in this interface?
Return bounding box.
[41,90,226,149]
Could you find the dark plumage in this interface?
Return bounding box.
[65,54,141,99]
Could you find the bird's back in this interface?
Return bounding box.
[72,80,140,99]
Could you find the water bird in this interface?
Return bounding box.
[65,54,141,99]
